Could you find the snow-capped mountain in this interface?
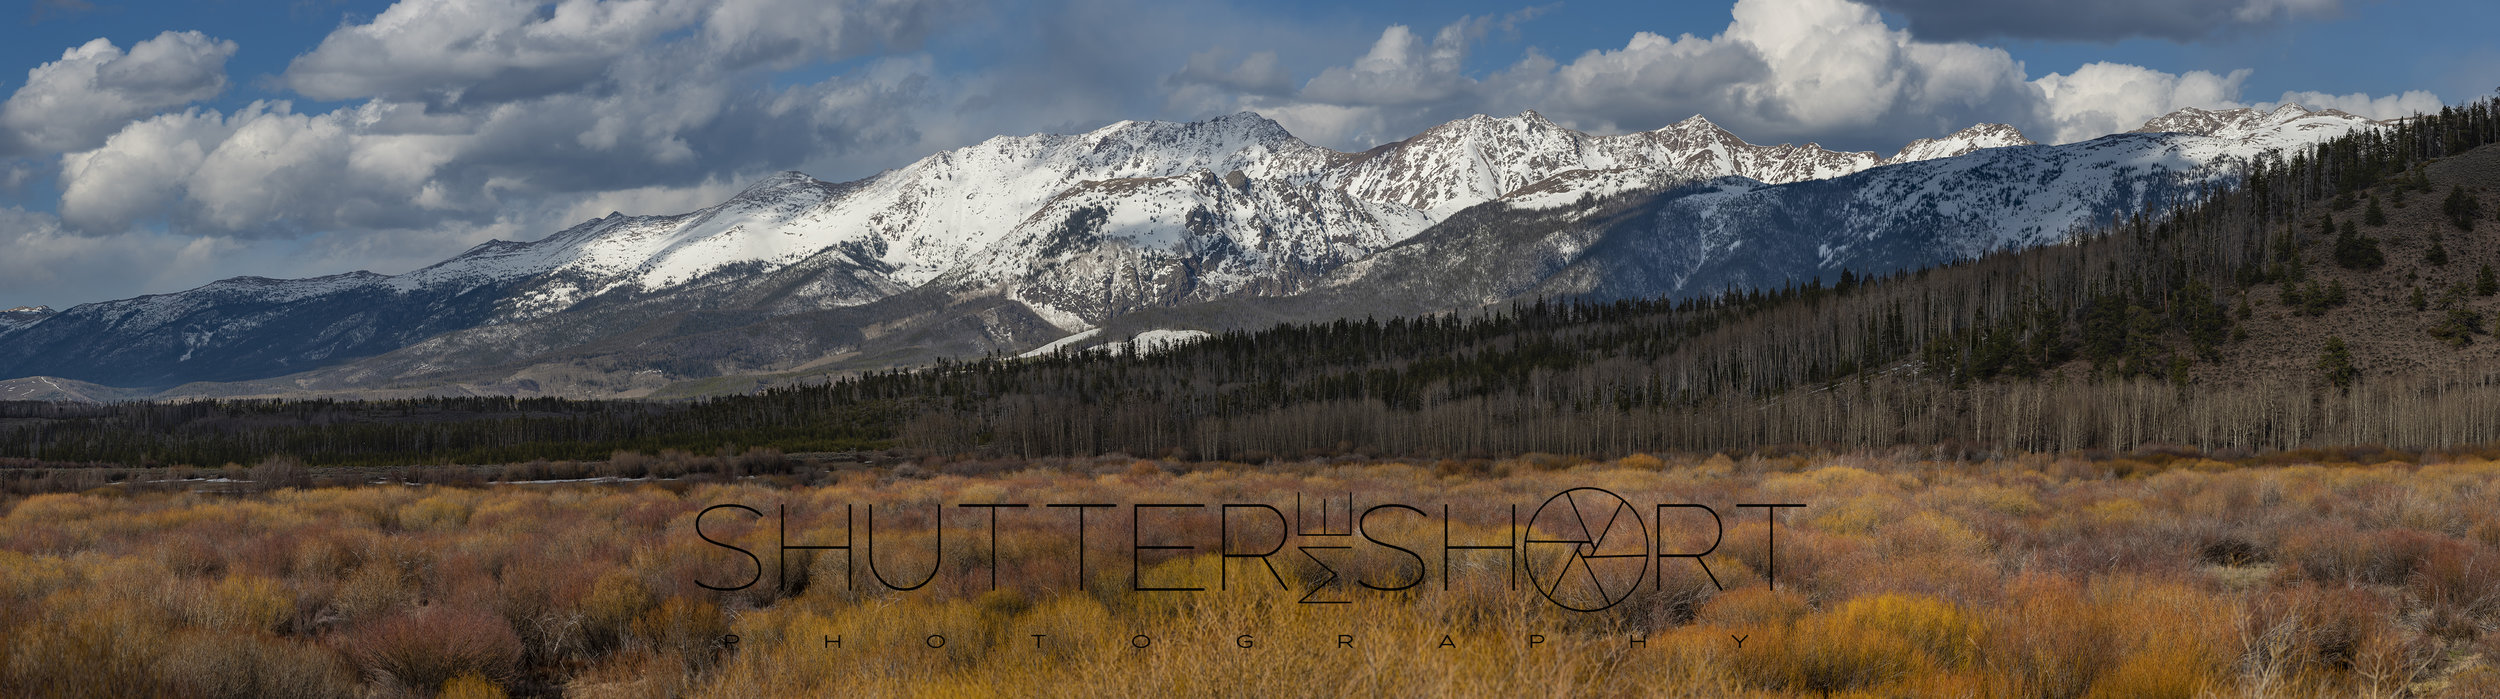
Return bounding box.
[2131,103,2370,145]
[951,171,1432,326]
[1325,111,1889,219]
[1885,123,2036,164]
[0,306,50,334]
[1309,105,2377,311]
[0,104,2379,395]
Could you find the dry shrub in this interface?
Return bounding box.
[2198,535,2272,567]
[2092,650,2209,699]
[332,562,411,624]
[183,574,295,634]
[565,649,678,699]
[2408,535,2500,615]
[604,450,653,479]
[633,596,729,674]
[1640,552,1726,628]
[583,569,655,653]
[1717,517,1850,599]
[346,604,523,690]
[2242,585,2409,691]
[1950,483,2045,517]
[2471,517,2500,549]
[1985,576,2119,699]
[1807,494,1897,535]
[1744,594,1977,693]
[439,671,508,699]
[6,589,171,698]
[251,455,310,492]
[1879,510,1989,557]
[156,630,356,699]
[2086,580,2237,699]
[494,551,598,664]
[2281,524,2426,585]
[1696,587,1807,629]
[735,447,791,476]
[398,491,475,531]
[157,530,228,578]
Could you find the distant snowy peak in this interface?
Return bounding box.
[0,305,54,335]
[1886,123,2035,164]
[380,111,1343,320]
[1328,110,1602,218]
[1081,112,1343,180]
[959,111,1339,185]
[961,168,1431,326]
[2133,104,2375,141]
[1326,110,1895,219]
[51,271,395,339]
[1619,115,1880,184]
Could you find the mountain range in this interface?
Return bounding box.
[0,103,2379,400]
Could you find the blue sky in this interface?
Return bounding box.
[0,0,2491,310]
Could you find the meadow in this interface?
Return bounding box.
[3,448,2499,697]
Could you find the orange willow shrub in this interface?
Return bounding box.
[2,453,2499,696]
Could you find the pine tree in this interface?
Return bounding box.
[2333,219,2385,270]
[2445,185,2482,231]
[2366,196,2387,226]
[2479,264,2499,297]
[2317,336,2357,388]
[2410,285,2429,311]
[2427,234,2450,266]
[2431,307,2488,347]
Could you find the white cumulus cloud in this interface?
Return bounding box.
[2268,90,2447,120]
[0,31,236,155]
[2033,62,2252,143]
[1219,0,2044,150]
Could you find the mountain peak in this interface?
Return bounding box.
[1668,114,1723,130]
[745,169,815,188]
[2133,103,2375,139]
[736,170,822,196]
[2,306,52,314]
[1185,111,1294,141]
[1210,110,1283,128]
[1887,123,2035,164]
[1072,111,1312,156]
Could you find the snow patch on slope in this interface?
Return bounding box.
[1016,328,1104,358]
[1097,329,1211,356]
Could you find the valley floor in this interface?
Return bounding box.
[3,450,2498,697]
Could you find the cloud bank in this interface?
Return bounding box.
[1191,0,2434,151]
[1862,0,2343,43]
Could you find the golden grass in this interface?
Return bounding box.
[1,452,2498,696]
